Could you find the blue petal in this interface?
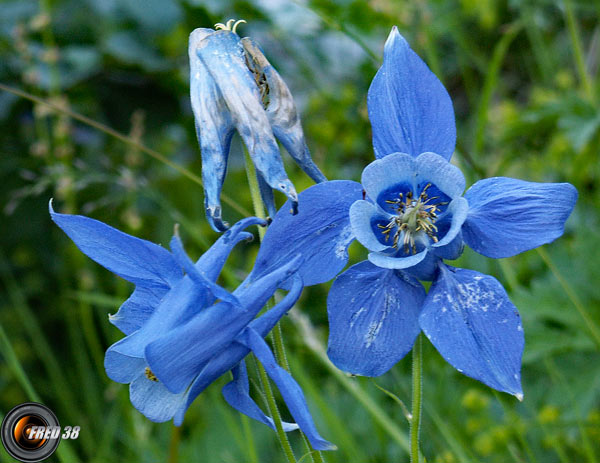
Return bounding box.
[222,360,299,432]
[190,29,235,232]
[414,152,465,198]
[433,197,468,247]
[257,170,277,219]
[172,275,304,425]
[129,371,187,423]
[463,178,578,258]
[196,216,266,281]
[145,255,303,394]
[241,37,327,184]
[419,265,524,398]
[109,285,168,335]
[349,200,391,252]
[240,328,336,451]
[50,203,180,288]
[327,261,425,376]
[368,249,428,270]
[170,232,240,307]
[250,180,363,286]
[367,27,456,160]
[104,343,145,384]
[196,30,298,208]
[111,217,263,359]
[361,153,416,205]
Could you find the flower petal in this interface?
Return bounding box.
[172,275,304,425]
[327,261,425,376]
[368,249,428,270]
[196,216,266,281]
[104,344,145,384]
[349,200,392,252]
[361,152,416,206]
[196,30,298,208]
[145,255,303,394]
[432,196,468,252]
[240,327,336,451]
[250,180,363,286]
[463,178,578,258]
[129,371,187,423]
[419,265,524,398]
[109,285,168,335]
[190,29,235,232]
[50,202,180,288]
[222,360,299,432]
[241,37,327,184]
[368,27,456,160]
[414,152,465,198]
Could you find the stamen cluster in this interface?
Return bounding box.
[377,184,445,254]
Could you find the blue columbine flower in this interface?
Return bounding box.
[50,204,334,450]
[189,20,326,231]
[253,27,577,399]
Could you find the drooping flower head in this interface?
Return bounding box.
[255,27,577,399]
[50,204,334,451]
[189,20,326,231]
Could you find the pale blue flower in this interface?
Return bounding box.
[189,22,326,231]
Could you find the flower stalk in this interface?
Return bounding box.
[410,334,423,463]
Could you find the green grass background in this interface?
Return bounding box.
[0,0,599,461]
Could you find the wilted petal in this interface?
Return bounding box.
[250,180,363,286]
[222,360,299,432]
[196,30,298,208]
[368,27,456,160]
[327,261,425,376]
[241,37,327,184]
[419,265,524,398]
[190,29,235,231]
[50,202,180,288]
[240,327,336,451]
[463,178,578,258]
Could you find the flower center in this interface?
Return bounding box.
[377,183,446,254]
[145,367,159,382]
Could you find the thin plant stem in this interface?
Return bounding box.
[0,83,251,218]
[243,150,297,462]
[410,334,423,463]
[563,0,595,101]
[256,360,297,463]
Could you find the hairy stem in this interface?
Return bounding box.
[410,334,423,463]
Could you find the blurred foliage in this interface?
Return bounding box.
[1,0,599,462]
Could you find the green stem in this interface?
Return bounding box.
[410,334,423,463]
[563,0,595,100]
[256,360,297,463]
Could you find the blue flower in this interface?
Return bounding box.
[254,27,578,398]
[189,21,326,232]
[50,204,334,451]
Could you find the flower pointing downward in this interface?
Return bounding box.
[189,20,326,231]
[50,202,335,451]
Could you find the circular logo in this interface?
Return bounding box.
[1,403,61,462]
